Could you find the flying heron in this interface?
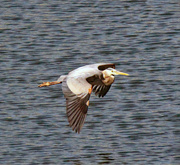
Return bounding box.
[38,63,129,133]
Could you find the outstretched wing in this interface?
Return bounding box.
[92,84,111,97]
[62,78,91,133]
[86,63,115,97]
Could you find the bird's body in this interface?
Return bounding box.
[38,63,129,133]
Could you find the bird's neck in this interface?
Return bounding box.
[102,71,115,85]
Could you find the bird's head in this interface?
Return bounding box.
[103,68,129,78]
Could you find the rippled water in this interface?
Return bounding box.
[1,0,179,164]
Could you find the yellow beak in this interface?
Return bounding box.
[115,71,129,76]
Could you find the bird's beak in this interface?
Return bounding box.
[115,71,129,76]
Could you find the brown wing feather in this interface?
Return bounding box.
[98,63,115,71]
[86,74,111,98]
[92,63,115,97]
[92,84,111,97]
[62,80,90,133]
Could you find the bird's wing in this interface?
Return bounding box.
[62,77,91,133]
[93,84,111,98]
[85,63,115,97]
[97,63,115,70]
[86,74,111,97]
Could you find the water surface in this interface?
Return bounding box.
[0,0,179,164]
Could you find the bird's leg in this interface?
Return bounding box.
[38,81,61,87]
[88,86,93,94]
[86,87,92,107]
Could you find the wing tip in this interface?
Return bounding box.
[69,113,86,134]
[66,101,88,134]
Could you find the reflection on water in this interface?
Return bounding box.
[0,0,179,164]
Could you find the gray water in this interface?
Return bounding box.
[0,0,180,164]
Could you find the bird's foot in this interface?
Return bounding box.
[88,86,93,94]
[38,82,51,87]
[38,81,61,87]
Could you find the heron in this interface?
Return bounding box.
[38,63,129,133]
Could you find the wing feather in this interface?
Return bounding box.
[70,109,82,127]
[87,74,111,98]
[98,63,115,70]
[72,110,85,131]
[62,79,90,133]
[86,63,115,97]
